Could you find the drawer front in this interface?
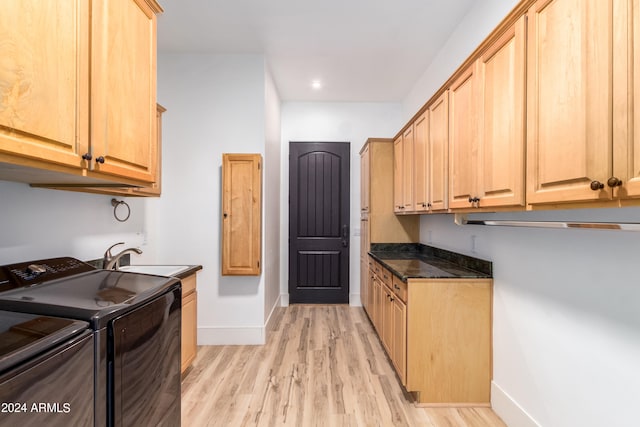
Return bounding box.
[373,260,383,277]
[380,266,392,288]
[181,274,197,296]
[392,275,407,303]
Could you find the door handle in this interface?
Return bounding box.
[342,224,349,247]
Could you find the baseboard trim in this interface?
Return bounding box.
[350,292,361,307]
[198,326,265,345]
[491,382,541,427]
[265,296,280,332]
[280,293,289,307]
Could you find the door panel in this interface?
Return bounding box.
[289,142,350,303]
[526,0,613,203]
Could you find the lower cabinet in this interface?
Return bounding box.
[181,274,198,374]
[364,256,492,405]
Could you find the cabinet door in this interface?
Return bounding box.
[615,0,640,198]
[181,290,197,374]
[527,0,613,204]
[402,126,415,211]
[372,276,383,333]
[222,154,262,275]
[429,92,449,211]
[413,112,429,212]
[477,16,526,208]
[360,145,370,213]
[0,0,89,168]
[90,0,159,183]
[449,64,479,209]
[393,135,404,212]
[392,297,407,386]
[381,284,394,355]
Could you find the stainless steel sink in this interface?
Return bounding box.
[118,265,190,277]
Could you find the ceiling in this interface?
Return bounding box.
[157,0,476,102]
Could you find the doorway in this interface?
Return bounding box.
[288,142,350,303]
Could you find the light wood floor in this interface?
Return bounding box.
[181,305,507,427]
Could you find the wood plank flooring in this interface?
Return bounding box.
[181,305,507,427]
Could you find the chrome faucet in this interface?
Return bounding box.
[103,242,143,270]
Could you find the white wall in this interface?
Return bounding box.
[156,53,268,344]
[263,66,281,327]
[280,102,403,305]
[0,180,147,265]
[403,0,520,119]
[402,1,640,426]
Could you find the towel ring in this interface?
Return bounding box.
[111,198,131,222]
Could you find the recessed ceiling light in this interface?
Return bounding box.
[311,80,322,90]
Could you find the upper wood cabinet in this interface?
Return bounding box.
[414,93,449,213]
[393,130,414,213]
[90,0,160,184]
[526,0,614,204]
[449,16,525,211]
[402,127,415,211]
[413,111,429,212]
[393,135,404,213]
[0,0,162,188]
[0,1,89,170]
[448,64,479,210]
[477,16,526,208]
[360,139,418,244]
[614,0,640,201]
[222,153,262,276]
[428,92,449,211]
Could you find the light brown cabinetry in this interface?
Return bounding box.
[365,257,491,404]
[0,1,89,171]
[448,64,479,210]
[360,139,418,310]
[407,278,492,404]
[413,112,429,212]
[393,135,404,213]
[621,0,640,199]
[527,0,614,205]
[359,139,418,245]
[449,17,526,211]
[90,0,160,183]
[428,92,449,211]
[411,91,450,214]
[477,16,526,208]
[222,153,262,276]
[181,273,198,374]
[0,0,162,188]
[393,131,414,213]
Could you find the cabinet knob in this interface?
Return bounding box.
[607,177,623,188]
[95,156,105,164]
[590,180,604,191]
[468,197,474,203]
[81,153,92,161]
[427,203,432,208]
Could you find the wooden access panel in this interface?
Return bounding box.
[222,153,262,275]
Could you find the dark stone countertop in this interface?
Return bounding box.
[369,243,492,282]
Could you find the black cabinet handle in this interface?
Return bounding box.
[96,156,105,164]
[82,153,92,161]
[607,177,623,188]
[590,180,604,191]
